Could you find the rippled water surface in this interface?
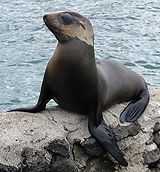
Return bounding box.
[1,0,160,113]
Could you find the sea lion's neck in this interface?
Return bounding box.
[53,38,95,67]
[57,38,95,59]
[46,38,97,78]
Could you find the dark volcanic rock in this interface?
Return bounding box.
[45,139,70,157]
[112,121,141,141]
[0,164,19,172]
[143,148,160,168]
[83,157,115,172]
[47,154,77,172]
[45,139,77,172]
[154,132,160,148]
[81,137,107,157]
[153,122,160,148]
[21,148,49,172]
[153,122,160,132]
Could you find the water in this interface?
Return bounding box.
[1,0,160,113]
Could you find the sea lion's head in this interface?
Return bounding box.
[43,12,94,46]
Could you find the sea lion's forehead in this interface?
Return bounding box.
[46,12,85,22]
[56,11,86,19]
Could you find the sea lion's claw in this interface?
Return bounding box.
[120,89,149,123]
[89,120,128,167]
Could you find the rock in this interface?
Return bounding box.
[45,138,70,157]
[146,133,154,145]
[73,144,90,170]
[0,164,19,172]
[154,132,160,148]
[0,87,160,172]
[153,122,160,148]
[80,137,107,157]
[143,148,160,168]
[112,121,141,141]
[83,157,115,172]
[21,148,49,172]
[45,138,77,172]
[153,122,160,132]
[47,154,77,172]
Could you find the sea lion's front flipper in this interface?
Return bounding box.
[120,89,149,123]
[88,119,128,166]
[8,82,52,113]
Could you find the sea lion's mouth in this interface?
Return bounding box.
[45,23,61,34]
[43,15,62,34]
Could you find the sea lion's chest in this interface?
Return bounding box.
[44,57,98,113]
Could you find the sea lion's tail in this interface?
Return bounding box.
[120,89,150,123]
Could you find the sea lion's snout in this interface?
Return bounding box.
[43,14,48,21]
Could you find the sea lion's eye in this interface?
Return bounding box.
[61,16,72,25]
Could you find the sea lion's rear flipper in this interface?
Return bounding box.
[8,82,52,113]
[88,119,128,167]
[120,89,149,123]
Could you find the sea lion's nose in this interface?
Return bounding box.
[43,15,48,20]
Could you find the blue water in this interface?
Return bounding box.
[1,0,160,113]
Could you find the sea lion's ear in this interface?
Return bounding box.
[80,22,86,30]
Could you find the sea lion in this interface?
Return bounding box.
[9,12,149,166]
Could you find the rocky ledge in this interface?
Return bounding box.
[0,87,160,172]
